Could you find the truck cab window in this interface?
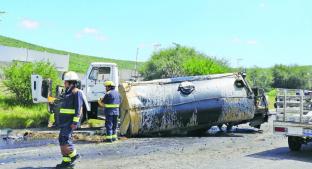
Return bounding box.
[41,79,50,98]
[89,68,98,80]
[89,67,111,81]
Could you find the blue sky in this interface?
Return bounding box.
[0,0,311,67]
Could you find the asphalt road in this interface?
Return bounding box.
[0,116,311,169]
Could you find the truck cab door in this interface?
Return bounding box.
[86,66,112,101]
[31,74,51,103]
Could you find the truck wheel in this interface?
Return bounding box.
[288,136,302,151]
[217,124,223,132]
[226,123,233,132]
[187,128,209,136]
[254,125,261,129]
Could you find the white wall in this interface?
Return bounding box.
[0,45,69,71]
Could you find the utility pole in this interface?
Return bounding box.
[135,47,139,81]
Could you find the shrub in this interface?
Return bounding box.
[139,45,229,80]
[3,61,60,105]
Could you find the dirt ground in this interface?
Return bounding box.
[0,115,312,169]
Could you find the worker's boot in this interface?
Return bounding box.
[70,154,81,163]
[56,157,74,168]
[104,135,113,143]
[68,149,80,163]
[112,134,118,142]
[105,138,113,143]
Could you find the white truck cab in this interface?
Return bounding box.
[81,62,118,102]
[81,62,119,118]
[31,62,119,122]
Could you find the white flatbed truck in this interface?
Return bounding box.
[273,88,312,151]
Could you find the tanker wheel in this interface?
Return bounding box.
[217,124,223,132]
[187,127,209,136]
[254,125,261,129]
[226,123,233,132]
[288,136,302,151]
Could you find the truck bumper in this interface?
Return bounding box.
[273,121,312,137]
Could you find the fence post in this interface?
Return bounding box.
[300,90,303,123]
[283,89,287,122]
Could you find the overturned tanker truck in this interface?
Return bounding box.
[31,71,268,137]
[119,72,268,137]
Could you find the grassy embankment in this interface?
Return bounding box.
[0,35,141,73]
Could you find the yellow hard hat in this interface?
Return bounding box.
[104,81,115,87]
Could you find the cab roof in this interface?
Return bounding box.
[90,62,117,66]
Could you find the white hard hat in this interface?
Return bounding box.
[63,71,79,81]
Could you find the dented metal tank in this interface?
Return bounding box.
[119,73,256,136]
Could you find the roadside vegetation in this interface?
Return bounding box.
[266,89,277,110]
[3,61,60,105]
[246,65,312,92]
[140,45,229,80]
[0,84,49,128]
[246,65,312,109]
[0,98,49,128]
[0,61,60,128]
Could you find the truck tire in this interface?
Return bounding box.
[187,127,209,136]
[226,123,233,132]
[288,136,302,151]
[254,125,261,129]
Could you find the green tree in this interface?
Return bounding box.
[140,45,229,80]
[246,67,273,91]
[271,64,312,89]
[3,61,60,105]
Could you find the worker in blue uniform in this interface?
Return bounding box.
[55,71,83,168]
[98,81,121,142]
